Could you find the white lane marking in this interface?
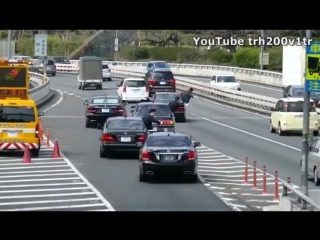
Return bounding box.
[241,82,282,92]
[0,182,86,188]
[0,197,101,206]
[0,165,69,170]
[0,187,91,193]
[0,162,65,166]
[0,192,95,199]
[0,172,77,179]
[4,203,108,211]
[189,112,300,151]
[0,169,74,175]
[0,158,63,162]
[43,89,64,113]
[0,177,81,183]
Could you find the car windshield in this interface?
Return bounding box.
[217,76,236,82]
[147,136,191,147]
[136,105,171,116]
[286,101,315,112]
[154,62,169,68]
[102,64,109,69]
[21,56,32,60]
[154,94,183,103]
[125,80,146,87]
[107,120,144,130]
[293,87,318,96]
[153,72,173,80]
[91,98,120,105]
[0,106,35,122]
[32,60,42,65]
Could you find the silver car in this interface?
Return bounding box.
[306,138,320,185]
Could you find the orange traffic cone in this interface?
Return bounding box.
[23,145,32,163]
[52,140,61,158]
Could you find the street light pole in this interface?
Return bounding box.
[114,30,118,61]
[301,29,312,209]
[7,30,12,59]
[260,30,264,70]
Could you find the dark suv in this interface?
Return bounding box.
[144,70,176,96]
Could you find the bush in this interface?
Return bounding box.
[16,35,85,56]
[119,46,283,71]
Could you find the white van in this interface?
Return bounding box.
[117,78,149,102]
[210,74,241,91]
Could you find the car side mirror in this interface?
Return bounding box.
[270,107,275,111]
[238,80,241,83]
[38,112,44,117]
[130,110,134,113]
[97,124,102,130]
[116,84,119,87]
[131,105,135,109]
[282,87,285,90]
[193,142,201,148]
[83,100,88,105]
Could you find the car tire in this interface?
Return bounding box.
[31,148,40,158]
[85,120,90,128]
[102,78,106,82]
[108,78,112,81]
[314,131,319,136]
[314,168,320,186]
[52,73,56,76]
[81,85,85,90]
[270,121,276,133]
[278,122,285,136]
[188,174,198,183]
[100,148,106,158]
[139,173,148,182]
[78,85,81,90]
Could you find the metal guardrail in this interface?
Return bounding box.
[57,60,283,86]
[278,182,320,211]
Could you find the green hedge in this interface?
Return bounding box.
[119,46,282,71]
[16,35,84,56]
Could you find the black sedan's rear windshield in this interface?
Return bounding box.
[147,136,191,147]
[107,120,144,130]
[136,105,171,116]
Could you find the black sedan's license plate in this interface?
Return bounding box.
[161,154,176,161]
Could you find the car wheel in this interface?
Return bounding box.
[278,123,285,136]
[100,147,106,158]
[314,168,320,186]
[188,174,198,183]
[270,121,275,133]
[108,78,112,81]
[31,148,40,157]
[139,173,148,182]
[81,85,85,90]
[52,73,56,76]
[314,131,319,136]
[78,85,81,90]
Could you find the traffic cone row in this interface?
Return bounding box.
[22,140,61,163]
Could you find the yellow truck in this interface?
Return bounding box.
[0,60,43,157]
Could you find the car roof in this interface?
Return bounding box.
[124,78,145,81]
[148,61,166,63]
[280,97,314,102]
[151,69,172,73]
[213,73,235,76]
[148,132,189,137]
[108,116,143,121]
[155,92,179,95]
[136,102,168,106]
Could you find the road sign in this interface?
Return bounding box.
[259,52,269,65]
[34,34,47,56]
[306,42,320,92]
[114,38,119,52]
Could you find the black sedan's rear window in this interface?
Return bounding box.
[147,136,191,147]
[152,71,173,80]
[136,105,171,116]
[107,120,144,130]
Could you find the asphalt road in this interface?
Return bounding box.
[41,75,232,211]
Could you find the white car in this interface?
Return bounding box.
[210,74,241,91]
[117,78,149,102]
[102,63,112,81]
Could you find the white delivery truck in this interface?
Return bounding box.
[77,56,103,90]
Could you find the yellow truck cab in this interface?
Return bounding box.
[0,59,43,156]
[270,97,318,136]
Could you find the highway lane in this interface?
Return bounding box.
[42,75,232,211]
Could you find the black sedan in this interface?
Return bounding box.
[84,95,125,128]
[130,102,175,132]
[153,92,186,122]
[99,116,148,158]
[139,132,201,182]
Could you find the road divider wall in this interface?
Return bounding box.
[56,60,283,87]
[29,72,52,106]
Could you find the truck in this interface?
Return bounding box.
[0,59,43,156]
[77,56,103,90]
